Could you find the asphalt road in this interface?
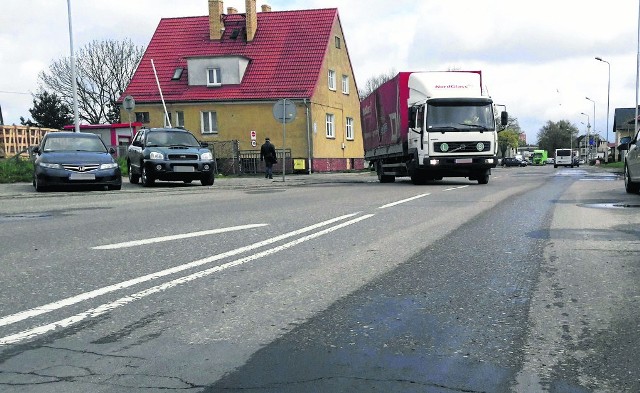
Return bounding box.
[0,165,638,392]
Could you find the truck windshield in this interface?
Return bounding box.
[426,101,495,132]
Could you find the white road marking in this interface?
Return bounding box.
[0,214,359,328]
[378,194,430,209]
[443,185,469,191]
[0,214,374,346]
[93,224,269,250]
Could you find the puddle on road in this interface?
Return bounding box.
[581,202,640,210]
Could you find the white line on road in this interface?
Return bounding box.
[378,194,430,209]
[93,224,269,250]
[443,185,469,191]
[0,213,360,328]
[0,214,374,346]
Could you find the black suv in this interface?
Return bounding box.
[127,128,215,186]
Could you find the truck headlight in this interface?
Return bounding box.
[201,151,213,160]
[149,151,164,160]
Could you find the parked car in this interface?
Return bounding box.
[127,127,215,187]
[547,157,555,164]
[32,132,122,192]
[624,133,640,193]
[501,157,527,167]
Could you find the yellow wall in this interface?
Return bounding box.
[309,16,363,160]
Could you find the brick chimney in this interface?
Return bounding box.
[227,7,237,14]
[261,4,271,12]
[208,0,224,40]
[245,0,257,42]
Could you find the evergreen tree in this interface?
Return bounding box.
[26,91,73,129]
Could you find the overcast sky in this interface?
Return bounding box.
[1,0,639,144]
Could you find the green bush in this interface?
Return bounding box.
[0,158,34,183]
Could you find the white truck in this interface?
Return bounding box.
[360,71,507,184]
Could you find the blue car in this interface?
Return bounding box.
[32,132,122,192]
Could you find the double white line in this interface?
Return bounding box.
[0,213,373,345]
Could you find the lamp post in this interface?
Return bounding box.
[595,57,610,162]
[580,112,590,162]
[585,97,596,162]
[66,0,80,133]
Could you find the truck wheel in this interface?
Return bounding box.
[411,173,427,185]
[477,170,490,185]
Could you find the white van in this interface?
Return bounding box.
[554,149,575,168]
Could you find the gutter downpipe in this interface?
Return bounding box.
[305,98,312,174]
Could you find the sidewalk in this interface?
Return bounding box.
[0,171,378,198]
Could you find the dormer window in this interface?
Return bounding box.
[207,68,222,86]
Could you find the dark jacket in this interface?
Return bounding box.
[260,141,277,165]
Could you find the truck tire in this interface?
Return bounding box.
[477,170,490,185]
[410,173,427,185]
[376,162,395,183]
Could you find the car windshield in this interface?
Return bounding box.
[146,131,199,147]
[43,136,107,152]
[426,102,495,131]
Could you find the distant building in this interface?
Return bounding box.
[612,107,638,161]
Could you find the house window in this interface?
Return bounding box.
[207,68,222,86]
[335,36,341,49]
[326,113,335,138]
[175,111,185,127]
[163,112,172,127]
[342,75,349,95]
[328,70,336,91]
[346,117,354,140]
[201,111,218,134]
[135,112,150,123]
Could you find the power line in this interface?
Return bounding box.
[0,90,31,95]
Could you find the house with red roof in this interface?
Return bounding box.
[119,0,364,173]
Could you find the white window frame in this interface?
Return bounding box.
[201,111,218,134]
[326,113,335,138]
[346,117,354,140]
[207,68,222,87]
[175,111,185,127]
[342,75,349,95]
[328,70,336,91]
[163,112,172,127]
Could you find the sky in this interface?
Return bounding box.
[1,0,639,144]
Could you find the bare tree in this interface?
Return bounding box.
[358,68,397,100]
[38,39,145,124]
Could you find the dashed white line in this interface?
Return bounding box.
[378,193,430,209]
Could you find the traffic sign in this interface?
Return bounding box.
[123,95,135,112]
[272,99,297,124]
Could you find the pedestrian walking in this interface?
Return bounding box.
[260,137,277,179]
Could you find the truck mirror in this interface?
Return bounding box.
[501,111,508,126]
[408,107,416,128]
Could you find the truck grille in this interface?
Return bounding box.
[434,141,491,153]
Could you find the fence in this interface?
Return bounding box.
[0,125,62,159]
[207,140,293,176]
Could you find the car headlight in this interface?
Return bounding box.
[149,151,164,160]
[100,163,119,170]
[201,151,213,160]
[39,162,62,169]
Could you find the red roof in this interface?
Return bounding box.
[121,8,339,103]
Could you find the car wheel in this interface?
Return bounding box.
[201,172,215,186]
[141,165,155,187]
[624,163,640,193]
[128,163,140,184]
[34,176,47,192]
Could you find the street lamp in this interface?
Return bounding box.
[586,97,596,161]
[595,57,610,162]
[580,112,590,162]
[66,0,80,133]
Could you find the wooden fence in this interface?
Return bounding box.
[0,125,62,159]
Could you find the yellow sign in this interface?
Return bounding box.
[293,159,306,170]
